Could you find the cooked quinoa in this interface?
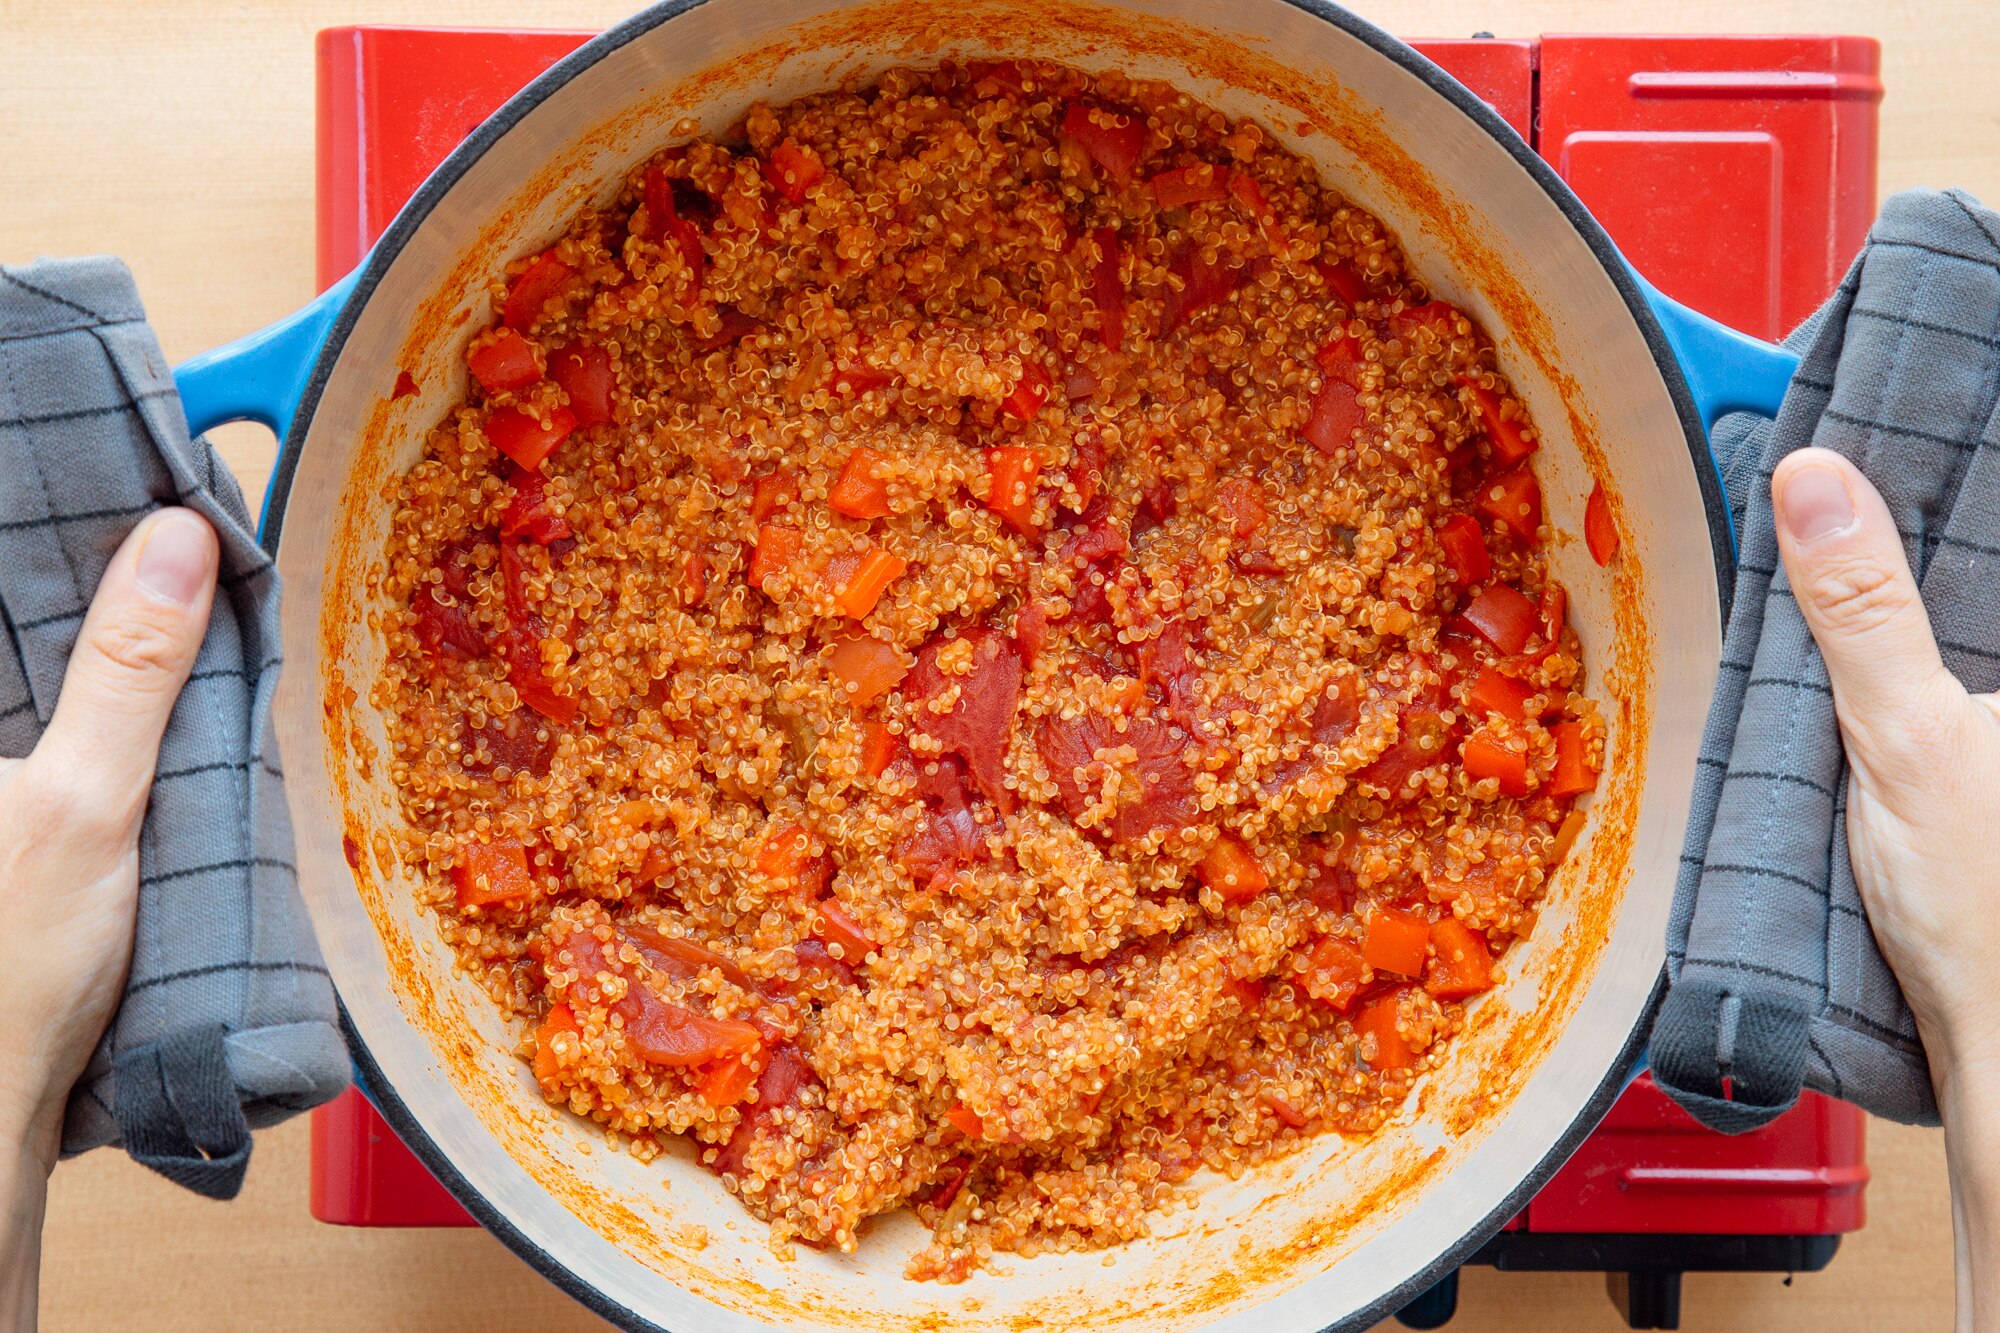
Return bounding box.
[371,59,1605,1282]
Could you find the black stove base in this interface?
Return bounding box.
[1394,1233,1843,1330]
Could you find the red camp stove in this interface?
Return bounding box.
[308,25,1881,1330]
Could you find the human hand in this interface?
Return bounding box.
[0,508,218,1172]
[1772,447,2000,1328]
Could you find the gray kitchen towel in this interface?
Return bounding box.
[0,257,346,1196]
[1652,187,2000,1132]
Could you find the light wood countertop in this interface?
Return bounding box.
[4,1,1981,1327]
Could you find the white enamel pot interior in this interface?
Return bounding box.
[266,1,1728,1329]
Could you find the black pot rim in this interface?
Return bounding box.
[269,3,1730,1329]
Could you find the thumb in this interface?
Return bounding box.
[1771,448,1957,778]
[28,508,219,846]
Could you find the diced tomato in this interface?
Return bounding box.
[413,584,485,661]
[764,141,826,204]
[1198,834,1268,904]
[1315,258,1372,306]
[829,361,894,396]
[1065,365,1099,401]
[814,899,876,961]
[973,447,1040,537]
[1459,379,1536,467]
[499,467,573,547]
[684,551,708,605]
[1296,937,1367,1010]
[642,166,705,300]
[966,58,1029,96]
[1390,299,1462,341]
[861,721,897,778]
[486,405,576,472]
[1462,732,1531,797]
[828,633,907,707]
[503,251,576,331]
[1476,468,1543,545]
[1227,170,1278,240]
[944,1103,985,1139]
[905,626,1023,809]
[750,467,799,523]
[828,447,893,520]
[695,1051,765,1108]
[1463,583,1538,655]
[707,1044,818,1176]
[1466,666,1535,722]
[1013,600,1050,668]
[468,328,544,395]
[1362,905,1431,977]
[509,659,579,725]
[1354,711,1451,800]
[549,341,615,428]
[1148,163,1228,207]
[1090,227,1126,351]
[922,1156,973,1210]
[455,840,534,909]
[460,710,555,780]
[1222,973,1268,1008]
[532,1003,579,1084]
[1214,477,1268,539]
[1061,100,1148,183]
[1314,332,1366,379]
[695,307,763,354]
[1436,513,1492,588]
[1003,361,1053,421]
[1037,711,1198,843]
[897,754,982,881]
[753,822,832,897]
[623,1001,763,1069]
[1549,722,1599,797]
[1585,480,1620,565]
[1303,376,1364,455]
[1551,809,1587,863]
[1134,621,1201,728]
[1426,917,1495,999]
[1356,991,1416,1071]
[1069,432,1107,512]
[623,924,758,992]
[833,546,907,620]
[747,524,802,590]
[1161,243,1244,334]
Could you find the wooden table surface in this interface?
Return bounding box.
[3,0,1986,1328]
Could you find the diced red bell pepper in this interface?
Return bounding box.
[486,405,576,473]
[1262,1091,1309,1129]
[750,467,798,523]
[1304,376,1364,455]
[1148,163,1228,207]
[499,467,572,546]
[1477,468,1543,545]
[861,720,897,778]
[1586,480,1620,565]
[1355,990,1416,1071]
[1003,361,1053,421]
[1540,580,1567,645]
[1198,834,1268,904]
[1090,227,1126,352]
[1314,332,1366,379]
[1296,937,1367,1010]
[1462,732,1531,797]
[829,361,894,396]
[695,1051,765,1108]
[1549,721,1599,797]
[1214,477,1268,538]
[1437,513,1492,588]
[753,822,832,897]
[642,166,706,299]
[1362,905,1431,977]
[503,251,575,331]
[468,328,544,395]
[985,447,1042,535]
[1390,299,1463,341]
[549,341,615,428]
[1061,100,1148,183]
[747,524,802,590]
[814,899,876,962]
[1466,666,1535,723]
[1426,917,1495,999]
[764,141,826,204]
[455,839,534,909]
[532,1003,578,1084]
[828,633,907,707]
[828,447,893,520]
[1463,583,1539,655]
[1227,170,1278,239]
[944,1103,984,1139]
[1551,809,1587,863]
[833,546,908,620]
[1161,243,1243,334]
[1460,379,1536,467]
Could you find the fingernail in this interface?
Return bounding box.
[134,512,214,606]
[1780,463,1858,545]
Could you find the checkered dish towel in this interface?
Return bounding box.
[1651,188,2000,1132]
[0,257,347,1197]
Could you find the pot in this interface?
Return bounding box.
[173,2,1797,1329]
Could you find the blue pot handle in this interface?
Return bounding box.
[175,267,359,442]
[1630,272,1800,434]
